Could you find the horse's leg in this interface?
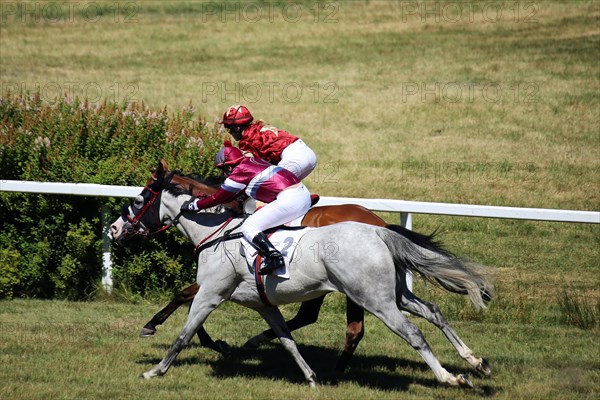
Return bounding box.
[191,304,232,355]
[335,297,365,372]
[141,285,232,379]
[243,296,324,349]
[140,283,199,337]
[243,295,365,373]
[398,288,491,376]
[256,306,318,387]
[367,303,473,388]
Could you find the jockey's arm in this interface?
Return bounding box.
[193,187,240,210]
[183,176,246,212]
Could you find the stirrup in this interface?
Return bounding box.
[259,254,285,275]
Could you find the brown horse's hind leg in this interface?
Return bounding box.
[282,296,325,331]
[335,298,365,372]
[195,320,232,355]
[139,283,199,337]
[243,296,325,349]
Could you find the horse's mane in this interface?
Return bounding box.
[165,170,224,197]
[165,182,190,197]
[189,172,225,187]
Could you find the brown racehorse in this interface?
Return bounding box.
[137,163,432,372]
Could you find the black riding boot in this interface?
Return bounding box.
[252,232,285,275]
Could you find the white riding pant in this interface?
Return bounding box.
[242,184,311,242]
[278,140,317,181]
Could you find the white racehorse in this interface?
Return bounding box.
[111,167,493,388]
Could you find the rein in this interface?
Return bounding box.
[193,216,247,255]
[123,172,249,254]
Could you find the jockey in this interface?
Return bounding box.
[220,105,317,181]
[181,142,312,275]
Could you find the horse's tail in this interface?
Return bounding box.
[384,224,453,257]
[377,227,494,310]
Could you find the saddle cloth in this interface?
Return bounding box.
[240,227,313,279]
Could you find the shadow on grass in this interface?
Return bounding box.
[137,342,500,395]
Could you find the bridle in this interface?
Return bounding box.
[120,177,174,239]
[118,170,247,249]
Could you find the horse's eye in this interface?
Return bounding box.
[133,195,144,209]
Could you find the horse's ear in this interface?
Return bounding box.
[151,160,167,181]
[149,160,167,186]
[160,159,169,172]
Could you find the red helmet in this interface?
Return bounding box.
[220,105,253,126]
[215,141,245,168]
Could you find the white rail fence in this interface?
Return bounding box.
[2,180,599,293]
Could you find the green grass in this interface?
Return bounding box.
[0,298,598,400]
[559,291,600,330]
[1,0,599,398]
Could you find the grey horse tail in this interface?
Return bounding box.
[376,228,494,310]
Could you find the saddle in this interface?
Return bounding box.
[193,214,313,307]
[242,227,311,278]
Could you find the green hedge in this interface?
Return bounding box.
[0,94,226,299]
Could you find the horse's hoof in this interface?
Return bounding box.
[242,336,262,350]
[214,340,232,355]
[242,341,258,351]
[334,364,348,374]
[481,288,493,302]
[139,328,156,338]
[457,374,474,389]
[476,359,491,376]
[335,354,351,373]
[140,372,153,380]
[243,333,270,350]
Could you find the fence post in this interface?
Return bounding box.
[101,204,113,293]
[400,212,413,292]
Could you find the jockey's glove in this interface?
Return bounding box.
[180,199,200,212]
